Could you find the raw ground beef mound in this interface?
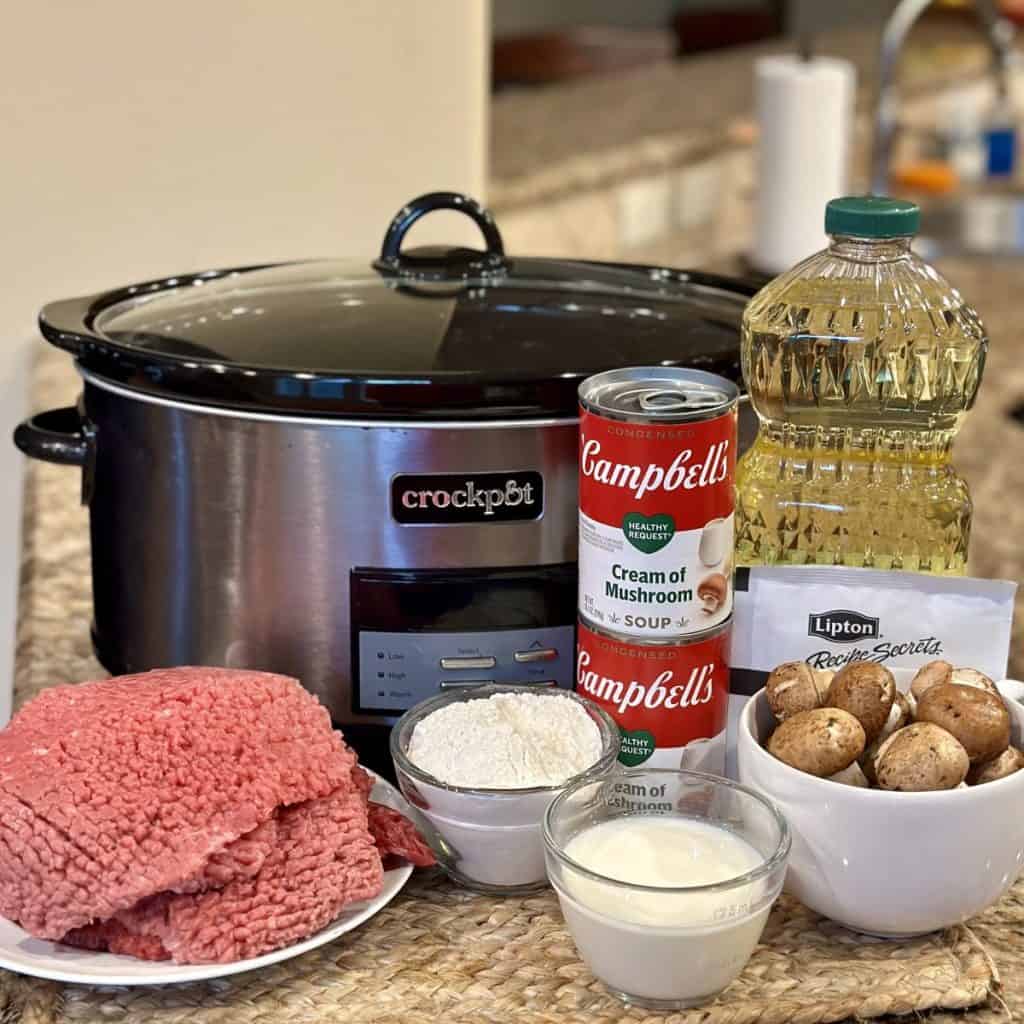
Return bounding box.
[0,667,350,941]
[65,781,383,962]
[0,667,432,963]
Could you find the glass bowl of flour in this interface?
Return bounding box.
[390,684,619,893]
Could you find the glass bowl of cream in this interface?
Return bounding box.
[390,684,620,894]
[543,769,790,1009]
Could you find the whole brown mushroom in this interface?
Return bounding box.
[825,661,896,743]
[860,691,913,784]
[967,746,1024,786]
[875,723,969,791]
[909,660,953,702]
[915,684,1011,764]
[765,662,828,722]
[767,707,865,777]
[949,667,999,695]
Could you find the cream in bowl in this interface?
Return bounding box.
[738,664,1024,936]
[390,685,619,893]
[543,769,789,1009]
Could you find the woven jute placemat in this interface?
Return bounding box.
[0,877,1007,1024]
[1,348,1017,1023]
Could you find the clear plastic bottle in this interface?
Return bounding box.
[735,196,987,575]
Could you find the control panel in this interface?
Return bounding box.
[350,563,576,717]
[357,625,574,712]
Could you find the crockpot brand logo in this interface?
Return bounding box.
[391,472,543,525]
[808,609,880,644]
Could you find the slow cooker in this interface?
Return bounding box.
[14,191,754,772]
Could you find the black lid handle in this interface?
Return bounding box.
[376,192,505,277]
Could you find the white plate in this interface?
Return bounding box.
[0,771,415,985]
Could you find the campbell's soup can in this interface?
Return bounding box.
[576,616,731,771]
[578,367,738,639]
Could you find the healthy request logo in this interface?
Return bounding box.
[807,609,880,644]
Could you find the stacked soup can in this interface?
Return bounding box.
[575,367,737,773]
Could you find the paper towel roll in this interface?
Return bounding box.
[753,55,855,275]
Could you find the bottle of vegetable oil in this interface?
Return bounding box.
[735,196,987,574]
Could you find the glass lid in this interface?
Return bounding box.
[39,192,752,420]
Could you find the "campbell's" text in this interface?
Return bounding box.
[577,649,715,716]
[580,438,729,500]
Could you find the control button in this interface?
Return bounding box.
[440,679,495,690]
[514,648,558,664]
[440,656,496,670]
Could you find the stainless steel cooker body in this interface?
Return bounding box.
[57,372,580,723]
[14,193,758,768]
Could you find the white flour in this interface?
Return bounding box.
[408,692,603,788]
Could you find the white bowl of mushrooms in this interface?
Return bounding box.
[737,660,1024,937]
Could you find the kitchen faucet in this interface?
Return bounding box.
[871,0,1016,195]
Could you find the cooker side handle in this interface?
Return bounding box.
[14,407,91,466]
[14,406,96,505]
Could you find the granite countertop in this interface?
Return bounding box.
[489,22,993,211]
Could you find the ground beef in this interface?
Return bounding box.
[0,668,353,941]
[64,917,170,961]
[368,804,436,868]
[64,784,383,963]
[352,765,434,867]
[176,817,279,894]
[352,764,375,801]
[0,667,433,964]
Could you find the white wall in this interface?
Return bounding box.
[2,0,489,322]
[0,1,490,710]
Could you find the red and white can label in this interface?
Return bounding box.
[578,406,736,638]
[576,620,731,770]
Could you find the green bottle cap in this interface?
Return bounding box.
[824,195,920,238]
